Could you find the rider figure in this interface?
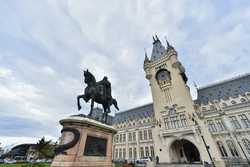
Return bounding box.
[101,76,112,100]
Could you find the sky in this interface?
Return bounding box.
[0,0,250,147]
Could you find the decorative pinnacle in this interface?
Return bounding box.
[165,38,174,50]
[144,48,149,62]
[152,35,156,42]
[155,34,159,41]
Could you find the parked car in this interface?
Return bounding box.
[139,157,151,162]
[4,159,17,164]
[113,159,127,164]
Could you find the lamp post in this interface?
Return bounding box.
[196,125,216,167]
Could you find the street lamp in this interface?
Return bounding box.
[196,123,216,167]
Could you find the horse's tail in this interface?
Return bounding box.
[112,98,119,111]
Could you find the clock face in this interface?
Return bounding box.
[156,70,170,81]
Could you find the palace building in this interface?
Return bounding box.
[112,36,250,167]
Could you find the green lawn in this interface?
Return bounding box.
[0,163,136,167]
[0,163,50,167]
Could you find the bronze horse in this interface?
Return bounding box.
[77,70,119,123]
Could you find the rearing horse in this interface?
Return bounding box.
[77,70,119,123]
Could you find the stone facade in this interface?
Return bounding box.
[195,74,250,166]
[112,36,250,166]
[112,104,155,162]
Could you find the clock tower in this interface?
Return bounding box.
[143,36,216,164]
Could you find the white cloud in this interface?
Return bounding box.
[0,0,250,145]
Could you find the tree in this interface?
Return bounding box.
[36,137,55,159]
[0,142,4,157]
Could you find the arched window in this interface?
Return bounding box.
[240,98,246,103]
[242,138,250,155]
[207,120,217,132]
[210,105,215,110]
[155,69,171,82]
[231,100,237,105]
[238,114,250,128]
[217,141,228,157]
[222,102,227,107]
[226,140,239,157]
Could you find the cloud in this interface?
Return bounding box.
[0,0,249,146]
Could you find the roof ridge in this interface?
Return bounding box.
[115,102,153,115]
[198,73,250,90]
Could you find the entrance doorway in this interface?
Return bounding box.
[170,139,201,164]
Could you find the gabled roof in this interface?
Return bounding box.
[114,103,154,124]
[197,73,250,104]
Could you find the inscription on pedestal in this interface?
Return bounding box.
[84,136,107,156]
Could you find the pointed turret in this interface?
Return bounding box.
[150,35,166,61]
[166,40,175,51]
[144,50,149,62]
[153,35,156,43]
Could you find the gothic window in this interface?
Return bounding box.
[164,117,170,129]
[133,132,136,141]
[242,138,250,155]
[148,129,152,139]
[115,149,118,158]
[117,135,119,143]
[119,148,122,158]
[139,131,143,140]
[145,146,149,157]
[140,147,144,158]
[123,134,126,142]
[229,116,241,129]
[128,132,132,141]
[144,130,148,140]
[133,147,137,159]
[215,119,226,131]
[238,114,250,128]
[119,134,122,143]
[170,116,180,129]
[150,146,155,157]
[226,140,239,157]
[217,141,228,157]
[123,148,126,159]
[129,148,133,158]
[180,114,188,127]
[207,120,217,132]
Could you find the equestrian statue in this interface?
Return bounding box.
[77,69,119,123]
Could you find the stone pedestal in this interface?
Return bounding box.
[51,115,117,167]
